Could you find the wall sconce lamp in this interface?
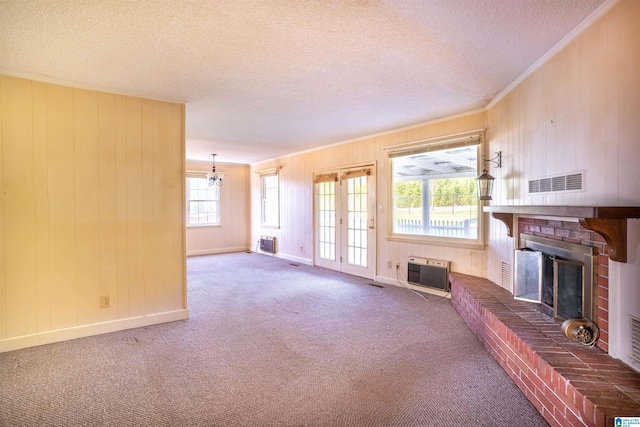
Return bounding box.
[476,151,502,201]
[207,154,224,186]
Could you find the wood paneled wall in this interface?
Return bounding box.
[0,76,187,351]
[485,0,640,364]
[250,111,489,281]
[247,0,640,366]
[486,0,640,282]
[186,161,250,255]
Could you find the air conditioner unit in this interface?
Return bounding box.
[407,256,450,291]
[259,236,276,254]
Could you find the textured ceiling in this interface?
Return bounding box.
[0,0,607,164]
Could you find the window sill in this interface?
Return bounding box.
[387,233,485,250]
[187,224,222,229]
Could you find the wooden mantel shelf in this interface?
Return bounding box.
[483,205,640,263]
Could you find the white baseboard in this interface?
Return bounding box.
[375,275,451,298]
[273,252,313,266]
[0,309,190,353]
[187,247,248,257]
[251,250,313,266]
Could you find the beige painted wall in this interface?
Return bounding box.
[485,0,640,365]
[0,76,187,352]
[250,111,489,282]
[186,161,250,255]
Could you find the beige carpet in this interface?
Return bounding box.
[0,252,548,426]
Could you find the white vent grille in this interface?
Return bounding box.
[501,262,510,289]
[528,172,584,194]
[539,177,552,192]
[632,316,640,369]
[552,176,566,192]
[566,173,583,190]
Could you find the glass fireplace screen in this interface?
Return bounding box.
[514,247,585,320]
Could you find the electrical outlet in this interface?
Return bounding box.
[387,261,392,269]
[300,246,303,253]
[100,295,111,308]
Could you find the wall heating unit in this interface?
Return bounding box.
[407,256,450,291]
[259,236,276,254]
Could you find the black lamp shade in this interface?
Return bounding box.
[476,169,495,200]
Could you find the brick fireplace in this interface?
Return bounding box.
[450,206,640,426]
[518,217,610,353]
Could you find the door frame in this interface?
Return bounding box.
[312,161,377,280]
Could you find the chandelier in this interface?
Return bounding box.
[207,154,224,186]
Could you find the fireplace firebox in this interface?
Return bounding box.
[514,234,597,323]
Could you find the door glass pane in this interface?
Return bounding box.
[346,175,367,267]
[318,182,336,261]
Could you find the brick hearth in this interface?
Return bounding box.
[450,272,640,427]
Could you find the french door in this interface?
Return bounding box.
[314,165,376,279]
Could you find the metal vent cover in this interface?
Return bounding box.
[501,262,510,289]
[566,173,583,190]
[528,172,584,194]
[632,316,640,369]
[539,177,552,192]
[552,176,566,192]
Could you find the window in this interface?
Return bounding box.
[186,174,220,226]
[388,131,483,246]
[259,169,279,227]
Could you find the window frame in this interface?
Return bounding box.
[258,168,280,228]
[186,172,221,227]
[385,129,486,249]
